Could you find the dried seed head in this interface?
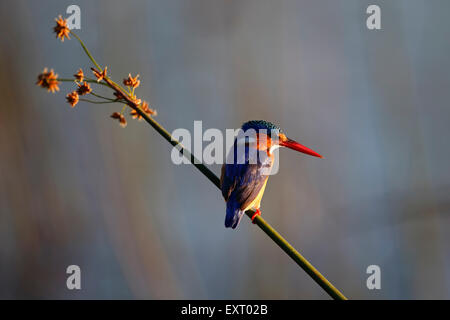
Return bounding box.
[92,67,107,82]
[123,74,140,88]
[74,69,84,82]
[130,101,157,121]
[54,15,71,42]
[141,101,157,116]
[76,81,92,95]
[66,91,79,107]
[130,109,143,121]
[111,112,127,128]
[36,68,60,93]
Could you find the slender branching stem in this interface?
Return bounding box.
[92,68,347,300]
[60,29,348,300]
[79,98,121,104]
[70,31,128,92]
[70,31,102,71]
[89,92,118,102]
[59,78,110,88]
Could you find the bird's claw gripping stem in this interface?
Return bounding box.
[251,209,261,223]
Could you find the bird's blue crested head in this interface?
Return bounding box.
[241,120,282,137]
[240,120,323,158]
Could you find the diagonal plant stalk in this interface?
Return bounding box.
[59,78,111,88]
[95,70,347,300]
[53,26,348,300]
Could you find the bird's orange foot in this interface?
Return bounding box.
[251,209,261,224]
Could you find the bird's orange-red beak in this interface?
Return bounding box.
[279,138,323,158]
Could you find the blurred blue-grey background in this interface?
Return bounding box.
[1,0,449,299]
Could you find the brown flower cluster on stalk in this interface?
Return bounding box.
[130,101,157,120]
[66,91,79,107]
[35,15,349,301]
[36,68,60,93]
[74,69,84,82]
[54,15,71,42]
[111,112,127,128]
[124,74,140,88]
[36,15,157,128]
[77,82,92,95]
[92,67,107,82]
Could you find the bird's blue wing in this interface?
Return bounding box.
[220,144,272,228]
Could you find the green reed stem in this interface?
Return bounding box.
[97,72,347,300]
[68,21,348,299]
[79,98,120,104]
[59,78,110,88]
[70,31,102,71]
[158,117,347,300]
[89,92,118,101]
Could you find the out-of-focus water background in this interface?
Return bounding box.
[1,0,449,299]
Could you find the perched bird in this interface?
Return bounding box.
[220,120,323,229]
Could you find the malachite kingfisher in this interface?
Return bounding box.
[220,120,323,229]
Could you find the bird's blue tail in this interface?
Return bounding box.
[225,198,244,229]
